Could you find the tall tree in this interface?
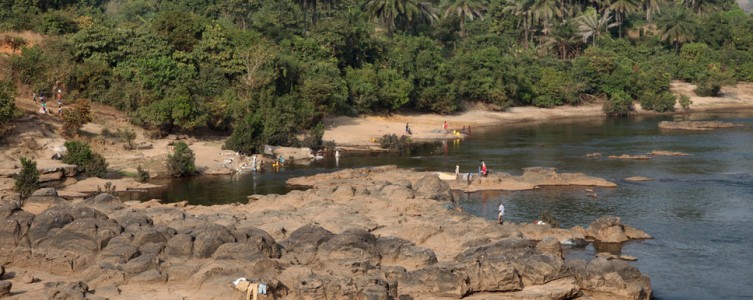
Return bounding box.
[530,0,566,33]
[608,0,640,37]
[643,0,664,23]
[678,0,722,15]
[363,0,438,34]
[657,6,697,52]
[443,0,487,37]
[577,8,618,46]
[502,0,534,47]
[540,21,581,59]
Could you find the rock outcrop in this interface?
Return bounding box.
[658,120,740,130]
[0,168,653,299]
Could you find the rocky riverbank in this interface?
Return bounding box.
[0,167,652,299]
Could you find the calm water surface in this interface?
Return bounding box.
[140,111,753,299]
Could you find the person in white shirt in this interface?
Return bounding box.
[497,202,505,224]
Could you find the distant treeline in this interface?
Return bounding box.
[1,0,752,153]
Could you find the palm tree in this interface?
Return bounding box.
[540,21,581,59]
[529,0,566,34]
[502,0,535,47]
[679,0,721,15]
[643,0,664,23]
[608,0,639,37]
[443,0,487,37]
[576,8,618,46]
[657,6,697,52]
[363,0,438,35]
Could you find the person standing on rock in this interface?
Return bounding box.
[497,202,505,224]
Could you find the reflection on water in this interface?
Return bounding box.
[144,110,753,299]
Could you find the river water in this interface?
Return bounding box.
[138,110,753,300]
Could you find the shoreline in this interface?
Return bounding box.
[2,81,753,200]
[323,81,753,148]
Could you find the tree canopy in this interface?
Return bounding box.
[0,0,751,153]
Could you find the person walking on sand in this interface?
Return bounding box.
[405,123,412,135]
[443,121,448,132]
[481,161,488,177]
[497,202,505,224]
[32,92,38,103]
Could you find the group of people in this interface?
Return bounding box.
[32,83,64,115]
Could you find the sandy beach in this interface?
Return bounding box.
[323,81,753,147]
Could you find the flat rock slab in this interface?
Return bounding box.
[625,176,653,182]
[658,121,741,130]
[60,178,161,194]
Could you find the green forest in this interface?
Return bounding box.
[1,0,752,153]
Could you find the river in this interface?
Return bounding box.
[134,110,753,300]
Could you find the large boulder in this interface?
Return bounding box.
[83,194,125,214]
[455,238,567,290]
[47,218,122,254]
[99,234,139,263]
[211,243,267,261]
[112,211,153,232]
[43,281,91,300]
[283,224,334,265]
[398,263,470,298]
[23,188,65,212]
[568,258,653,300]
[233,226,280,258]
[316,229,381,273]
[165,233,193,257]
[122,253,158,276]
[376,236,437,270]
[28,204,108,248]
[587,216,628,243]
[413,175,453,201]
[0,203,35,253]
[186,223,236,258]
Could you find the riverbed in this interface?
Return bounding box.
[139,110,753,299]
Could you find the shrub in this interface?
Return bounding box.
[378,134,411,152]
[61,100,93,137]
[14,157,39,201]
[679,95,692,111]
[694,64,735,97]
[167,141,196,177]
[137,165,150,183]
[97,182,116,194]
[62,140,108,178]
[118,128,137,149]
[640,91,676,112]
[602,90,634,117]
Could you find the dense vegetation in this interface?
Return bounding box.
[1,0,751,151]
[0,80,17,137]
